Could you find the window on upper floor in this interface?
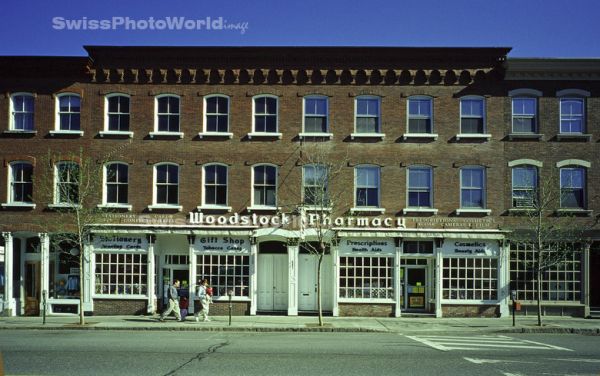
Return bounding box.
[460,166,486,209]
[56,94,81,131]
[155,95,180,133]
[154,163,179,206]
[355,165,380,208]
[8,162,33,204]
[407,166,433,208]
[303,96,329,134]
[204,95,230,133]
[407,96,433,134]
[104,162,129,205]
[105,94,130,132]
[512,97,537,134]
[460,96,485,134]
[303,164,329,207]
[355,96,380,134]
[560,167,586,209]
[512,165,538,208]
[55,162,79,205]
[252,164,277,208]
[203,164,228,207]
[559,98,585,134]
[9,93,34,131]
[253,95,278,134]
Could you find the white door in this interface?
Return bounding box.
[257,254,288,311]
[298,254,333,312]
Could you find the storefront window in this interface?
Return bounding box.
[442,258,498,300]
[510,243,581,301]
[95,253,148,295]
[196,254,250,297]
[339,256,394,299]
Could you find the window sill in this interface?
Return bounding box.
[1,202,36,209]
[49,130,84,137]
[197,132,234,139]
[402,208,438,215]
[455,208,491,216]
[350,207,386,214]
[97,203,132,211]
[247,132,282,140]
[3,130,37,135]
[555,208,593,216]
[303,206,333,212]
[149,131,184,139]
[350,133,385,140]
[556,133,592,141]
[508,208,536,214]
[455,133,492,141]
[99,131,134,138]
[147,204,182,211]
[92,294,148,300]
[247,206,280,212]
[401,133,438,141]
[508,133,543,140]
[298,132,333,140]
[48,203,81,209]
[197,205,232,212]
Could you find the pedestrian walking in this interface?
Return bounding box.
[159,279,182,322]
[180,296,189,321]
[194,278,212,322]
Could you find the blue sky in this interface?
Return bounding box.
[1,0,598,57]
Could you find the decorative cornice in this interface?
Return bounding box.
[506,59,600,81]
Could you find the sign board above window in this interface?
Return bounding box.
[339,238,395,255]
[441,239,499,257]
[194,236,251,254]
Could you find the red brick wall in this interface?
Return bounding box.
[93,299,147,315]
[338,303,395,317]
[442,304,499,317]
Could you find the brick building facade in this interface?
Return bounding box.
[0,46,599,318]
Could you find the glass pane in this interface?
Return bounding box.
[461,99,483,116]
[265,116,277,132]
[216,186,227,205]
[156,166,167,183]
[265,166,276,185]
[513,117,535,133]
[356,117,378,133]
[168,115,179,131]
[266,97,277,114]
[408,119,431,133]
[216,116,228,132]
[206,97,217,113]
[158,97,168,113]
[108,97,119,113]
[305,117,327,133]
[461,118,483,134]
[167,165,178,183]
[167,185,178,204]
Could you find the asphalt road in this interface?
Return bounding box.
[0,330,599,376]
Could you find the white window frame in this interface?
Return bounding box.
[2,161,35,209]
[511,96,537,134]
[457,166,490,215]
[196,254,251,300]
[457,96,490,140]
[300,95,332,139]
[302,163,330,210]
[149,163,182,211]
[98,162,131,210]
[8,93,35,132]
[559,166,586,210]
[52,93,83,136]
[441,256,499,303]
[249,94,281,139]
[199,163,231,211]
[200,94,233,138]
[559,97,585,134]
[338,255,395,302]
[151,94,183,138]
[249,164,278,211]
[101,93,133,137]
[352,165,384,213]
[404,165,436,214]
[94,252,148,297]
[50,161,80,208]
[511,165,538,209]
[351,95,384,139]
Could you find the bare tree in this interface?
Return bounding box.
[507,166,595,326]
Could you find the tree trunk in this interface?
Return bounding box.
[79,257,85,325]
[536,266,542,327]
[317,253,323,327]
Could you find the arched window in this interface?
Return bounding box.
[252,95,278,134]
[8,161,33,204]
[105,94,131,132]
[10,93,34,131]
[203,164,228,207]
[460,96,485,134]
[252,164,277,208]
[153,163,179,205]
[104,162,129,205]
[407,165,433,208]
[55,161,79,205]
[155,95,180,133]
[203,95,230,133]
[407,95,433,134]
[355,96,381,134]
[354,165,380,208]
[56,93,81,131]
[460,166,486,209]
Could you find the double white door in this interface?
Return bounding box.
[298,254,333,312]
[257,254,288,311]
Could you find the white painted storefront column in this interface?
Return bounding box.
[39,233,50,314]
[188,235,197,315]
[147,235,156,314]
[82,236,93,313]
[394,239,402,318]
[2,232,15,316]
[249,238,258,315]
[332,242,340,317]
[498,240,510,317]
[287,238,299,316]
[584,243,591,318]
[435,245,443,318]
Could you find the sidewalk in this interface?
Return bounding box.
[1,315,599,334]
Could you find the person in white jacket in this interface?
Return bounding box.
[194,278,212,322]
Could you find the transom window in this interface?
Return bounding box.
[460,167,485,209]
[303,96,328,133]
[203,164,228,206]
[408,97,433,134]
[57,94,81,131]
[512,166,537,208]
[156,95,180,132]
[9,162,33,203]
[460,97,485,134]
[355,96,380,133]
[403,240,434,254]
[95,253,148,295]
[154,164,179,205]
[560,167,585,209]
[407,166,432,208]
[303,164,329,207]
[106,94,130,132]
[204,95,229,133]
[10,94,34,131]
[355,165,380,208]
[105,163,129,205]
[196,254,250,297]
[442,257,498,300]
[55,162,79,204]
[560,98,585,134]
[339,256,394,299]
[253,96,278,133]
[253,165,277,207]
[512,97,536,133]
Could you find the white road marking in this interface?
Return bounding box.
[405,335,450,351]
[518,339,573,352]
[463,357,535,364]
[405,335,573,352]
[501,373,526,376]
[553,358,600,363]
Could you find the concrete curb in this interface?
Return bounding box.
[0,325,385,333]
[496,327,600,335]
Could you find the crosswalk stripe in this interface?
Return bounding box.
[404,334,573,352]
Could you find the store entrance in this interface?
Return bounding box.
[298,253,333,312]
[161,267,189,308]
[401,266,427,311]
[590,248,600,308]
[24,261,40,316]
